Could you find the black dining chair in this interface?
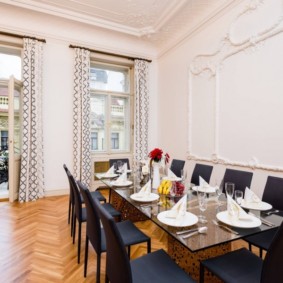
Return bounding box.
[244,176,283,258]
[94,195,196,283]
[63,164,107,236]
[200,221,283,283]
[78,182,152,282]
[170,159,186,178]
[221,168,253,195]
[190,163,213,186]
[65,168,121,264]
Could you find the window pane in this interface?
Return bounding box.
[90,65,129,93]
[90,95,107,152]
[110,96,130,151]
[0,53,21,80]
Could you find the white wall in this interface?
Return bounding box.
[157,0,283,197]
[0,3,158,194]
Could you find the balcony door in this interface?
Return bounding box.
[8,76,22,202]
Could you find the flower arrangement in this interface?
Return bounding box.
[148,148,170,164]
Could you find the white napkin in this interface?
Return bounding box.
[244,187,261,203]
[136,180,151,198]
[115,172,127,184]
[122,162,128,172]
[227,195,252,220]
[104,165,114,177]
[166,195,187,219]
[199,176,210,188]
[167,168,178,180]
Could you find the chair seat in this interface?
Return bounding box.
[131,249,195,283]
[201,248,263,283]
[80,190,106,203]
[244,228,278,250]
[102,203,121,219]
[116,220,149,246]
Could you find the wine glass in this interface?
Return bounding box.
[215,186,223,206]
[235,190,243,205]
[225,182,235,198]
[181,169,187,183]
[117,160,124,173]
[197,191,208,223]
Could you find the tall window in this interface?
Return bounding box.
[90,62,132,153]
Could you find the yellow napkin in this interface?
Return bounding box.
[166,195,187,219]
[136,180,151,198]
[244,187,261,203]
[104,165,114,177]
[227,195,252,220]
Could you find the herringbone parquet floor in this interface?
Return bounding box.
[0,191,168,283]
[0,191,257,283]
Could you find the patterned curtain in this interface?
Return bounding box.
[19,38,45,202]
[72,48,91,186]
[134,59,150,162]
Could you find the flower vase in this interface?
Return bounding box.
[152,163,161,189]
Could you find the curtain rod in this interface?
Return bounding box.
[0,31,46,43]
[69,44,152,63]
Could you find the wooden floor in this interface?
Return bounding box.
[0,191,260,283]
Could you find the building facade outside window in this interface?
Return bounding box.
[90,61,133,155]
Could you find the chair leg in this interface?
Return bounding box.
[105,274,109,283]
[127,246,131,258]
[84,236,89,277]
[109,188,112,203]
[68,198,71,224]
[248,243,252,251]
[71,205,74,237]
[147,239,151,253]
[97,253,101,283]
[73,216,76,244]
[78,221,82,264]
[199,263,205,283]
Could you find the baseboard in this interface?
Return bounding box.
[44,189,69,197]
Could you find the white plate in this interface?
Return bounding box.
[130,193,160,203]
[117,169,132,173]
[157,211,198,227]
[100,173,119,178]
[240,200,272,211]
[110,180,133,187]
[216,211,261,228]
[162,176,182,182]
[192,186,216,194]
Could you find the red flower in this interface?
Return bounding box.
[148,148,170,164]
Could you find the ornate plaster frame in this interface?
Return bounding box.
[187,0,283,172]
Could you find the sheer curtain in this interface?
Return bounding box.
[134,59,150,162]
[19,38,45,202]
[72,48,91,187]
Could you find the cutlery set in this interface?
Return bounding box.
[212,220,239,235]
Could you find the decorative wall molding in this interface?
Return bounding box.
[187,0,283,172]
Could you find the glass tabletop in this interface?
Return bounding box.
[96,173,282,252]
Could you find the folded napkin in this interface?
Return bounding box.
[115,172,127,184]
[227,195,252,220]
[199,176,210,188]
[166,194,187,219]
[244,187,261,203]
[136,180,151,198]
[167,168,178,180]
[122,162,128,172]
[104,165,115,177]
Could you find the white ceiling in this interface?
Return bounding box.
[2,0,235,51]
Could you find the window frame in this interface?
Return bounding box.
[89,59,134,156]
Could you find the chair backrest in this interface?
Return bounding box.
[93,197,132,283]
[66,169,83,221]
[109,158,130,170]
[222,168,253,194]
[262,176,283,211]
[190,163,213,186]
[170,159,185,177]
[63,164,75,205]
[77,181,103,254]
[261,221,283,282]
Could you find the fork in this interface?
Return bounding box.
[265,210,279,216]
[212,220,239,235]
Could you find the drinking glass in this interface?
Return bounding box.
[235,190,243,205]
[181,169,187,183]
[215,186,223,206]
[117,160,124,173]
[225,182,235,198]
[197,191,208,223]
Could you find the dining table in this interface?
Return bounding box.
[96,172,283,282]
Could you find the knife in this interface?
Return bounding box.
[176,228,199,235]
